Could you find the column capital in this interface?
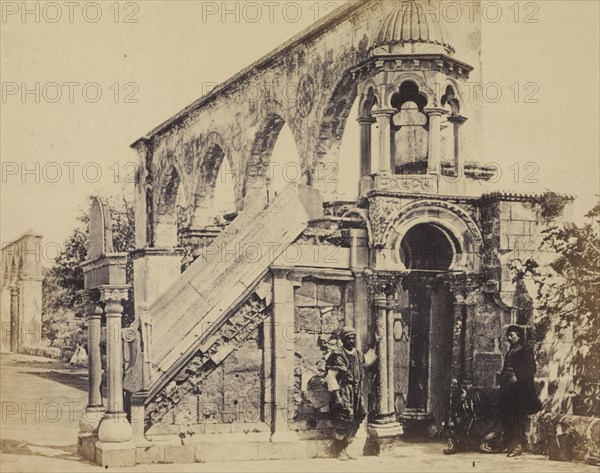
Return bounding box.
[448,114,468,124]
[441,273,483,300]
[271,266,292,279]
[79,288,101,304]
[423,107,448,117]
[99,285,130,303]
[372,108,397,118]
[357,115,377,125]
[85,302,103,320]
[365,270,407,301]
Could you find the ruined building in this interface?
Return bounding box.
[77,0,597,467]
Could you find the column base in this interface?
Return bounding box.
[79,405,105,433]
[367,416,403,456]
[95,440,136,467]
[367,419,403,438]
[78,431,98,462]
[98,411,133,443]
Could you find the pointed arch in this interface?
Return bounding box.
[243,111,303,203]
[191,131,235,227]
[154,163,187,247]
[441,79,464,114]
[313,71,358,198]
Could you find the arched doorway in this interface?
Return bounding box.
[396,223,458,432]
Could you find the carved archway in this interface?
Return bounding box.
[382,200,483,272]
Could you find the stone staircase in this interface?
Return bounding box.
[143,184,323,408]
[145,290,272,429]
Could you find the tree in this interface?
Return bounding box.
[515,201,600,416]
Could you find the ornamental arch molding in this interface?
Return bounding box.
[384,73,438,109]
[382,200,483,273]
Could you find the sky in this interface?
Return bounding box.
[1,0,599,266]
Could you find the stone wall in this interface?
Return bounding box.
[529,413,600,464]
[472,293,503,389]
[290,279,352,430]
[145,294,270,436]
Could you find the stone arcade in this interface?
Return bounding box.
[77,0,587,467]
[1,231,43,354]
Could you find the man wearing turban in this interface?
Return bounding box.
[325,326,376,460]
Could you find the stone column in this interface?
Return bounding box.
[386,293,396,415]
[448,115,467,175]
[80,291,105,433]
[374,294,390,416]
[358,116,375,177]
[366,273,403,446]
[243,161,269,209]
[446,275,480,387]
[271,268,296,441]
[18,277,43,349]
[463,291,478,385]
[0,287,11,353]
[9,285,20,353]
[97,285,132,443]
[372,109,396,174]
[425,108,448,174]
[450,294,466,386]
[262,310,273,427]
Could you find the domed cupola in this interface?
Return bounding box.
[370,0,455,56]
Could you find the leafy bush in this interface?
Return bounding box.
[515,201,600,417]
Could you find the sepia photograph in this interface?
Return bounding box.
[1,1,598,471]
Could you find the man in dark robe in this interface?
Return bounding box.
[499,325,542,457]
[325,326,375,460]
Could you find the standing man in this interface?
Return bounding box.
[498,325,542,457]
[326,326,375,460]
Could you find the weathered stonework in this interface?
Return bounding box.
[145,294,270,431]
[291,280,350,429]
[74,0,592,467]
[0,231,43,354]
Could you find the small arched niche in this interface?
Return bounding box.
[441,86,461,165]
[390,82,429,174]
